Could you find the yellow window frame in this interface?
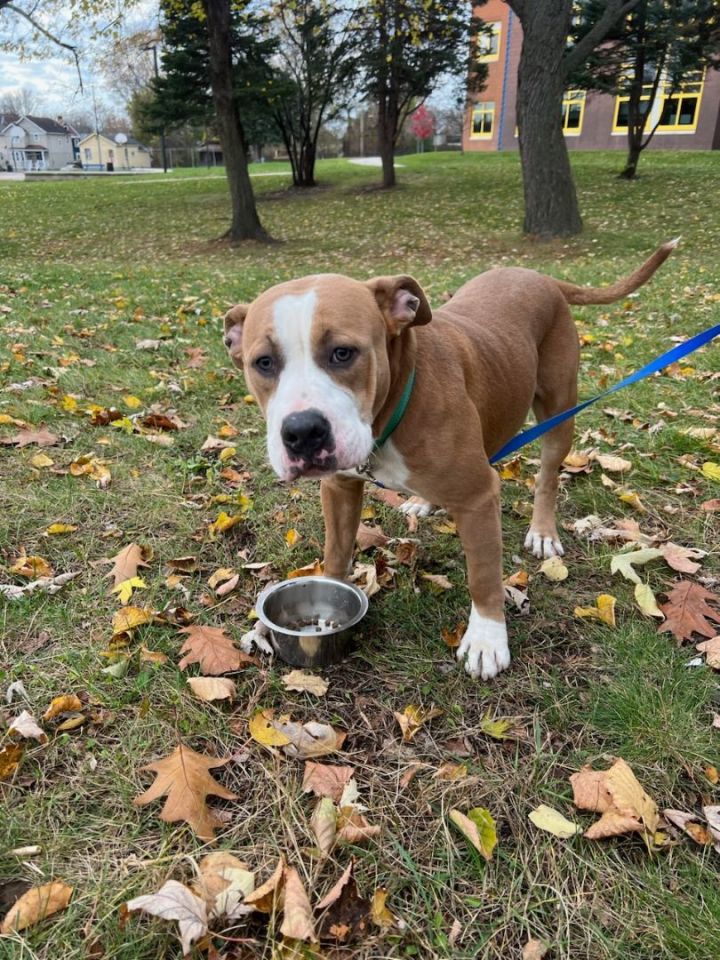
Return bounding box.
[477,21,501,62]
[470,102,495,139]
[562,90,586,135]
[612,83,654,132]
[657,71,705,132]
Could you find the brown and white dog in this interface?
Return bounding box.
[224,242,675,680]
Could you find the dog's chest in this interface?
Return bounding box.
[338,440,416,493]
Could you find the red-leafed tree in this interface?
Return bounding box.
[410,103,435,143]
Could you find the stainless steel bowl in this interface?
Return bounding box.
[255,576,368,668]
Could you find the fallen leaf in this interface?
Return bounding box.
[275,718,347,760]
[478,713,516,740]
[571,758,658,843]
[539,556,568,581]
[111,576,147,605]
[282,671,329,696]
[187,677,237,702]
[701,461,720,482]
[45,523,77,536]
[194,851,254,920]
[394,704,443,742]
[635,583,664,619]
[574,594,617,627]
[356,523,389,551]
[208,512,242,537]
[10,554,53,579]
[287,559,324,578]
[302,762,355,802]
[178,625,247,674]
[434,762,468,781]
[592,452,632,472]
[0,570,80,600]
[522,939,549,960]
[349,562,381,597]
[42,694,82,721]
[663,809,711,845]
[280,867,316,942]
[701,499,720,512]
[449,808,497,861]
[441,623,465,649]
[0,743,24,779]
[370,888,397,930]
[610,548,664,585]
[336,807,381,844]
[134,743,237,840]
[528,804,581,838]
[393,541,418,566]
[660,542,705,575]
[8,710,47,743]
[315,861,370,941]
[696,636,720,669]
[420,572,453,591]
[0,880,73,934]
[126,880,208,956]
[244,858,285,913]
[311,797,337,857]
[106,543,151,587]
[285,528,301,548]
[4,426,59,448]
[112,605,154,635]
[659,581,720,643]
[139,646,168,665]
[249,709,293,747]
[30,452,54,468]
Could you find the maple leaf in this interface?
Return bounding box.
[178,625,248,674]
[134,743,237,840]
[658,581,720,643]
[0,880,73,934]
[105,543,151,587]
[126,880,208,955]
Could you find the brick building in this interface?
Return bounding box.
[464,0,720,153]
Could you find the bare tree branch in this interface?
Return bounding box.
[563,0,641,78]
[6,2,84,93]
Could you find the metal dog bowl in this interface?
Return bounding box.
[255,576,368,668]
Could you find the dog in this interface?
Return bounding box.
[223,241,675,680]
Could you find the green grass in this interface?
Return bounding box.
[0,152,719,960]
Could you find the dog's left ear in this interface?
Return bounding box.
[223,303,248,363]
[366,275,432,337]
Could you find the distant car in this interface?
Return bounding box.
[61,161,83,170]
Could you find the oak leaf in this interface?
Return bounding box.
[660,542,705,575]
[106,543,151,587]
[4,426,59,448]
[302,762,355,802]
[0,880,73,934]
[126,880,208,955]
[178,625,247,674]
[658,581,720,643]
[134,743,237,840]
[571,758,658,843]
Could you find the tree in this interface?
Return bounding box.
[0,86,42,116]
[409,103,435,150]
[502,0,640,238]
[357,0,483,188]
[268,0,359,187]
[570,0,720,180]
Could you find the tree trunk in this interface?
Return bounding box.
[514,2,582,237]
[203,0,270,242]
[297,139,317,187]
[377,97,397,188]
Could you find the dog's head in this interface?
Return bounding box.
[223,273,431,481]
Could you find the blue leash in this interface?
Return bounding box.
[489,322,720,465]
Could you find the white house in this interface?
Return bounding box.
[0,115,81,171]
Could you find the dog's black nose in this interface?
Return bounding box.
[281,409,332,458]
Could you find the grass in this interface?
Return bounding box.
[1,151,719,960]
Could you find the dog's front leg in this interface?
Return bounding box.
[320,475,365,579]
[450,469,510,681]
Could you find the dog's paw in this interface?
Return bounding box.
[456,611,510,681]
[399,496,435,518]
[240,623,273,656]
[524,527,564,559]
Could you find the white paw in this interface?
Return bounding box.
[399,496,434,518]
[240,624,273,656]
[524,528,564,559]
[456,608,511,681]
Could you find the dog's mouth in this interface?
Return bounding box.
[287,454,338,480]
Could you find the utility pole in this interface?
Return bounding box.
[144,43,168,173]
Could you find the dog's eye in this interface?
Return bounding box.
[330,346,356,366]
[254,355,275,375]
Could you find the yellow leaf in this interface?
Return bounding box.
[0,880,73,934]
[112,605,154,635]
[111,576,147,605]
[208,512,242,537]
[574,594,616,627]
[528,804,581,838]
[539,556,568,581]
[218,446,236,462]
[248,709,292,747]
[285,528,301,548]
[10,555,53,579]
[217,422,238,438]
[43,694,83,721]
[618,489,645,512]
[702,461,720,482]
[449,808,497,861]
[370,888,397,929]
[634,583,664,619]
[30,453,54,468]
[478,713,515,739]
[123,395,143,409]
[61,394,78,412]
[394,704,443,741]
[282,670,330,696]
[45,523,78,536]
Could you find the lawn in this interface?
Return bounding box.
[0,151,719,960]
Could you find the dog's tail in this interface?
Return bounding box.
[555,238,679,306]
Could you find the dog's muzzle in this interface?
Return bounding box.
[281,409,337,477]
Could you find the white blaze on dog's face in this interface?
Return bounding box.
[223,273,431,481]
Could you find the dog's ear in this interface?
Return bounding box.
[366,275,432,337]
[223,304,248,363]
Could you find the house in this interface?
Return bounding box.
[0,115,81,171]
[78,132,152,171]
[464,0,720,153]
[197,140,223,166]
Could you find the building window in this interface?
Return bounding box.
[477,21,501,62]
[470,102,495,139]
[562,90,586,135]
[658,72,704,132]
[84,148,92,161]
[612,83,653,132]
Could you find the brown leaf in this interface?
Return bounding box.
[274,719,347,760]
[244,858,285,914]
[3,426,59,448]
[282,671,329,696]
[311,797,337,857]
[302,762,355,802]
[336,807,381,844]
[696,635,720,669]
[194,852,254,919]
[42,694,83,721]
[420,572,453,591]
[661,542,705,575]
[394,541,418,566]
[0,880,73,934]
[522,939,550,960]
[355,523,389,551]
[287,559,324,579]
[178,625,248,674]
[134,743,237,840]
[187,677,237,702]
[280,867,316,942]
[441,622,465,649]
[0,743,24,780]
[106,543,151,588]
[315,861,370,942]
[663,809,712,845]
[571,758,658,842]
[370,487,405,509]
[658,581,720,643]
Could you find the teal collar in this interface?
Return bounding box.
[374,368,416,450]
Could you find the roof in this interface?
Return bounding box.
[24,116,72,134]
[78,131,150,150]
[0,112,20,130]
